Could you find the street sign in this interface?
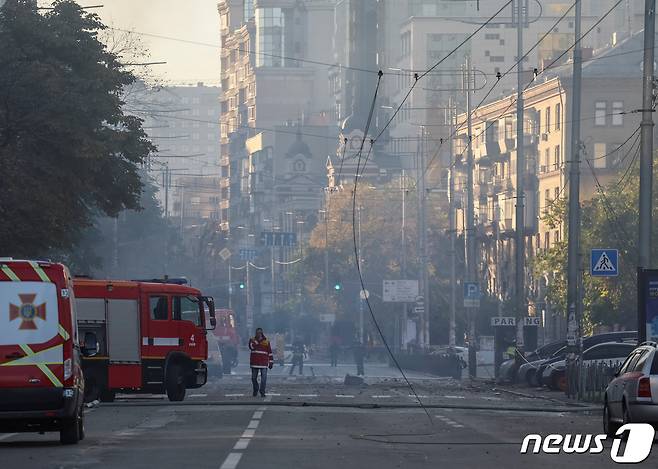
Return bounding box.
[524,317,541,326]
[464,282,481,308]
[382,280,419,302]
[219,248,231,261]
[414,306,425,314]
[360,289,370,300]
[239,249,258,261]
[491,317,516,327]
[590,249,619,277]
[260,231,297,247]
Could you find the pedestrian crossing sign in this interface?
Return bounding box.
[590,249,619,277]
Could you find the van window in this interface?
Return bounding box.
[149,296,168,321]
[173,296,201,326]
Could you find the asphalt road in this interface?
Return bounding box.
[1,361,656,468]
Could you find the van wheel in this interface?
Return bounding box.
[60,409,82,445]
[166,364,186,402]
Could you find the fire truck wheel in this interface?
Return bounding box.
[60,408,82,445]
[166,364,186,402]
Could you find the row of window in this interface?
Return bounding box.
[149,296,201,326]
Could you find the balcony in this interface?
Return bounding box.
[220,177,230,189]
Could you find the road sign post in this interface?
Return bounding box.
[464,282,480,308]
[590,249,619,277]
[382,280,419,303]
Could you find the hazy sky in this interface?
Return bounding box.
[44,0,221,84]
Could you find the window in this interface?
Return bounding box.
[544,231,551,250]
[555,103,561,130]
[593,143,607,169]
[293,159,306,172]
[651,351,658,374]
[633,350,650,372]
[544,149,550,171]
[149,296,168,321]
[612,101,624,126]
[545,107,551,133]
[255,8,286,67]
[244,0,254,21]
[554,145,561,170]
[618,353,635,374]
[173,296,201,326]
[595,101,607,126]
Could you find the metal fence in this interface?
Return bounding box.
[566,360,619,402]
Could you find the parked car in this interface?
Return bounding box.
[499,340,565,383]
[543,342,637,391]
[603,341,658,435]
[534,332,637,387]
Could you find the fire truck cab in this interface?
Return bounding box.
[73,278,216,402]
[0,260,91,445]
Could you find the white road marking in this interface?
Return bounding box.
[335,394,355,398]
[219,453,243,469]
[233,439,250,450]
[220,401,270,469]
[371,395,392,399]
[444,395,465,399]
[224,394,245,397]
[190,393,207,398]
[298,394,318,398]
[0,433,17,441]
[267,393,281,396]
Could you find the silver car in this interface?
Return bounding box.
[603,341,658,435]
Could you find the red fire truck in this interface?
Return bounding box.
[73,278,216,402]
[212,309,239,374]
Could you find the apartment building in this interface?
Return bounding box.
[455,30,647,340]
[386,0,643,184]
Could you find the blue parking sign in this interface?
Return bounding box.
[590,249,618,277]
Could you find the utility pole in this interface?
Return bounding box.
[638,0,656,342]
[567,0,583,353]
[448,98,457,348]
[163,164,170,274]
[358,205,364,344]
[417,127,430,349]
[464,56,478,376]
[401,170,409,350]
[514,0,528,355]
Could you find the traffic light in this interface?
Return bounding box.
[334,283,341,291]
[239,282,245,290]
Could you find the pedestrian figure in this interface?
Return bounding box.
[353,340,365,376]
[249,328,273,397]
[289,337,306,375]
[329,335,339,367]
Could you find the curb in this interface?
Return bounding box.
[491,386,591,408]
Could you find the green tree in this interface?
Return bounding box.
[533,154,658,332]
[0,0,154,257]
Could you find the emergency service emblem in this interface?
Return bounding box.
[9,294,46,330]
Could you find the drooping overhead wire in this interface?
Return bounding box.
[438,0,625,181]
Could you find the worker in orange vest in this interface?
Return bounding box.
[249,328,273,397]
